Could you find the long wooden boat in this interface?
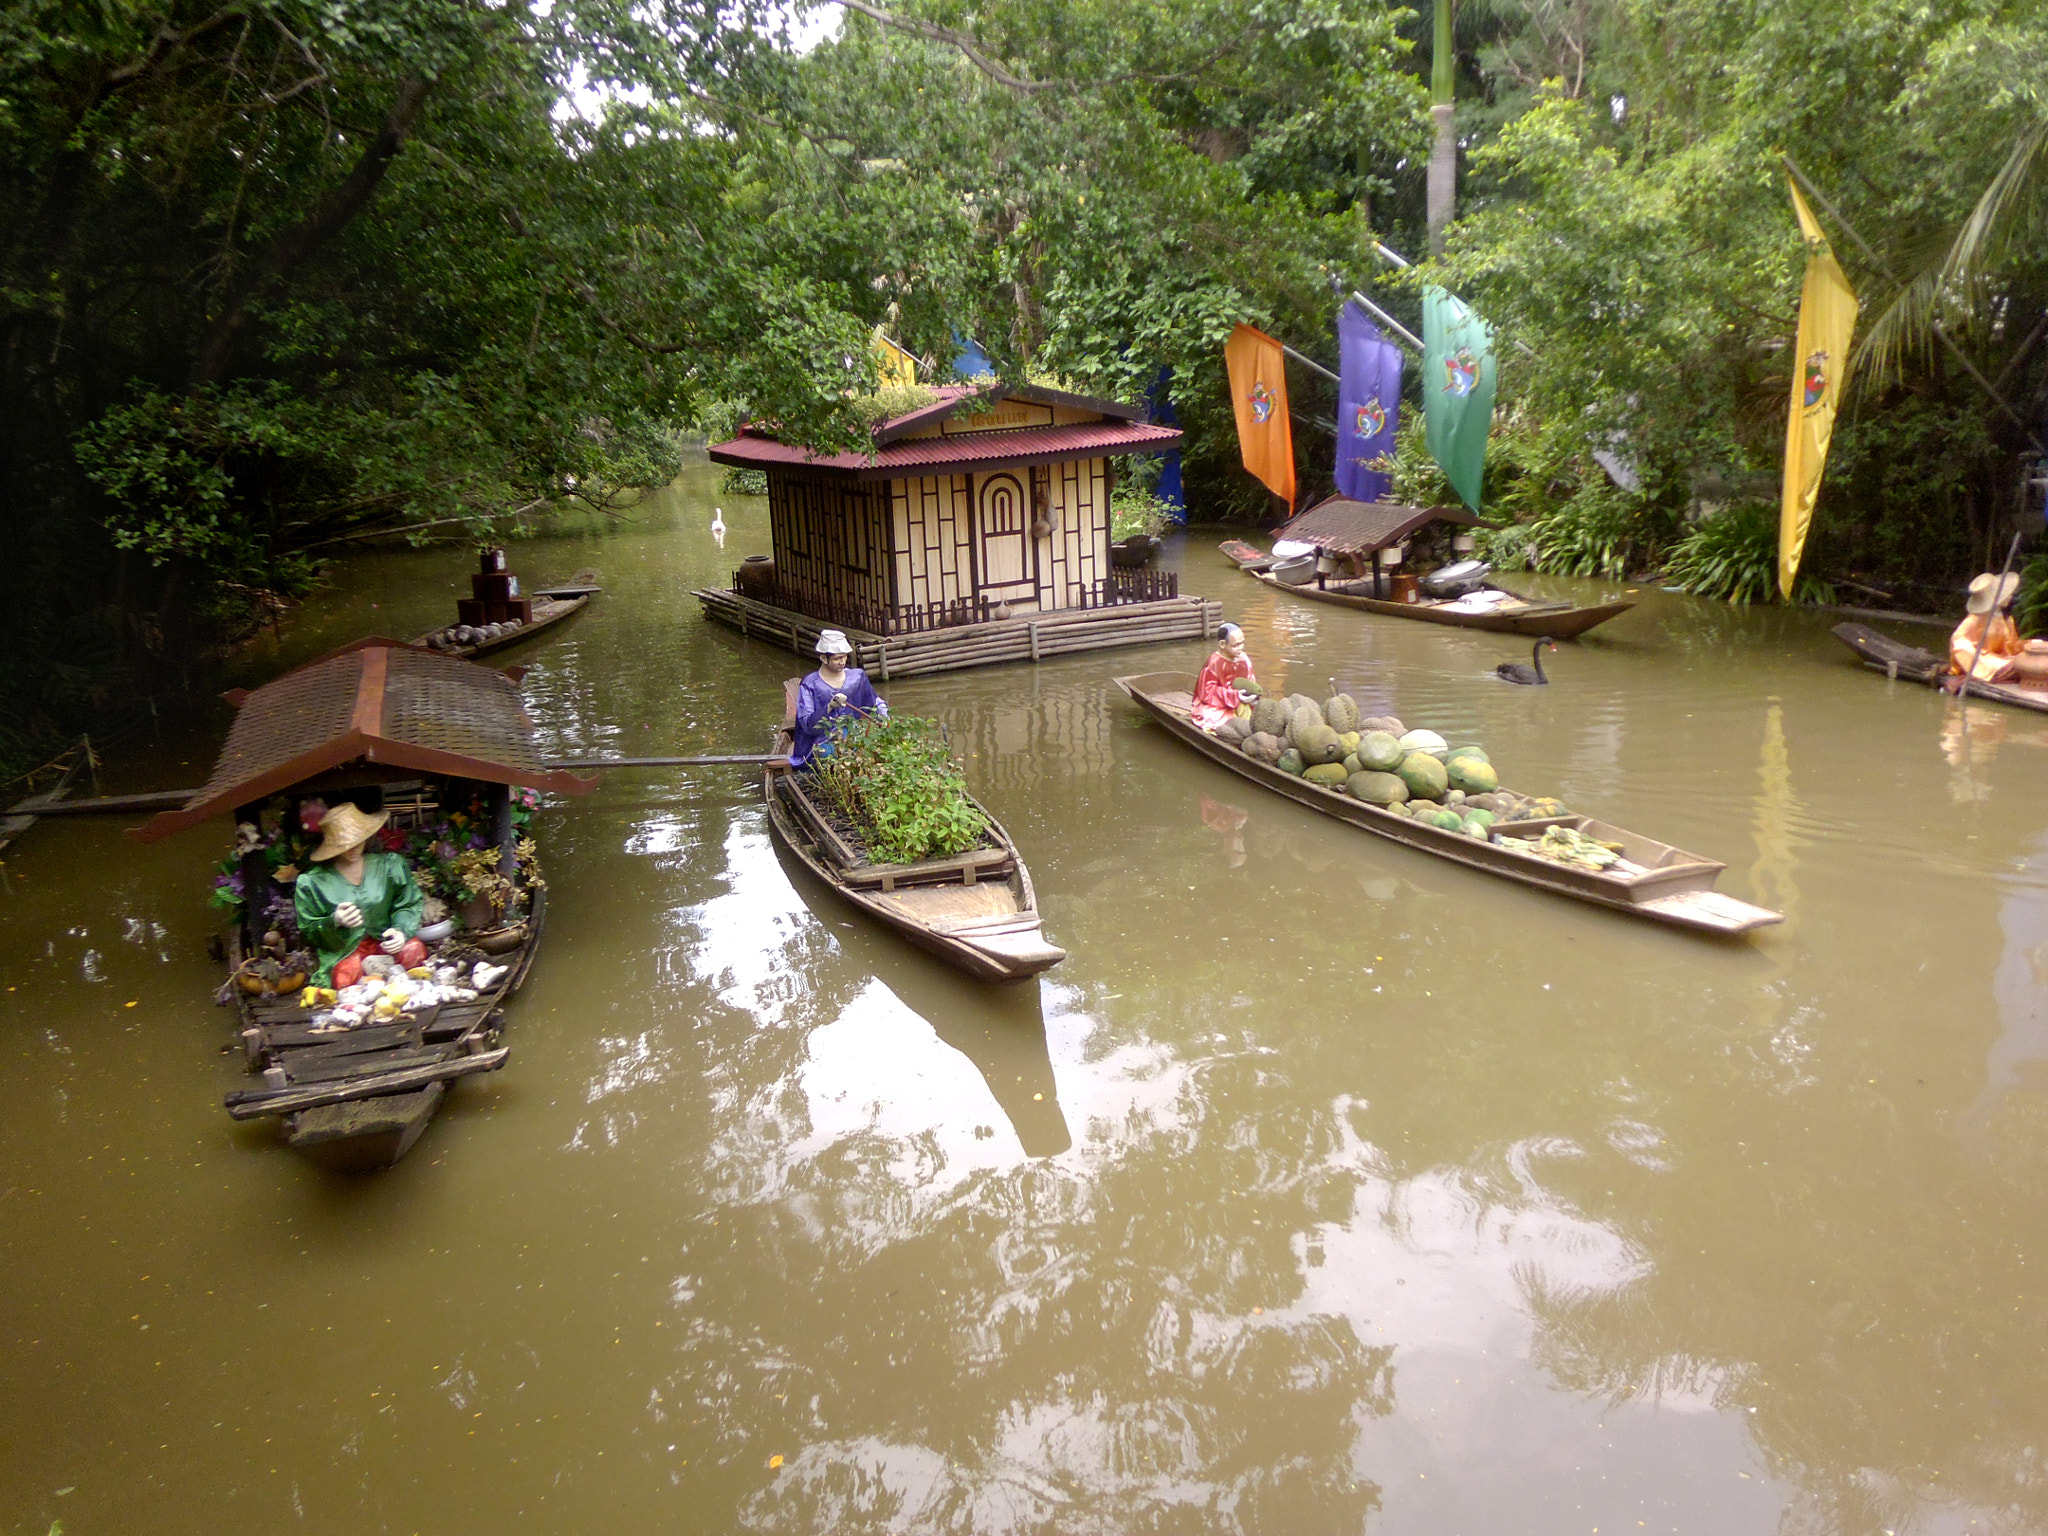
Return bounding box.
[416,568,600,659]
[1242,564,1634,639]
[1832,621,2048,713]
[761,727,1065,982]
[224,886,544,1170]
[1115,671,1780,936]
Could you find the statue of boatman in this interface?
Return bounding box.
[790,629,889,767]
[1191,622,1262,732]
[295,803,428,986]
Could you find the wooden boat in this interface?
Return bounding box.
[1245,566,1634,639]
[415,567,600,659]
[131,638,596,1168]
[1219,538,1276,573]
[1114,671,1781,936]
[761,693,1064,981]
[223,887,544,1170]
[1833,620,2048,713]
[0,737,86,856]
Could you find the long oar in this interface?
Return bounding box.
[544,754,788,769]
[1954,530,2023,707]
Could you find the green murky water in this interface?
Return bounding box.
[2,457,2044,1534]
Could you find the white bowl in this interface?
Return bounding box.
[416,919,455,943]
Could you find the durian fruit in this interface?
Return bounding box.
[1323,694,1362,735]
[1360,715,1405,736]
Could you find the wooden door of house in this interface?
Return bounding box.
[974,471,1038,613]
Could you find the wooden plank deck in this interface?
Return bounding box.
[695,587,1220,678]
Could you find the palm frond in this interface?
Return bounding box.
[1854,116,2048,391]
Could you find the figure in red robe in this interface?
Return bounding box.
[1192,623,1261,731]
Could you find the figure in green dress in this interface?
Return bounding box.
[294,803,427,986]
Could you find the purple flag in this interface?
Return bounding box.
[1337,301,1401,502]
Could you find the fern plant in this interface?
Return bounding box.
[1663,504,1833,605]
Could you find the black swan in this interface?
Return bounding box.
[1497,637,1557,685]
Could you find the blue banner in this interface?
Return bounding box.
[1337,301,1401,503]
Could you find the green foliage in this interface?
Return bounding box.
[808,715,990,864]
[1109,455,1176,541]
[2016,551,2048,638]
[849,385,943,427]
[1664,504,1831,606]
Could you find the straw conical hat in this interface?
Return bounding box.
[1966,572,2021,615]
[311,802,390,862]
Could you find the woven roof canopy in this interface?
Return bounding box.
[1274,497,1482,556]
[130,638,594,843]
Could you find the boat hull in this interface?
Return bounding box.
[1832,621,2048,712]
[762,760,1064,982]
[419,591,592,660]
[1247,569,1633,638]
[1114,672,1779,936]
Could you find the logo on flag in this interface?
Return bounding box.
[1248,381,1275,424]
[1442,349,1479,398]
[1355,399,1387,439]
[1802,350,1829,408]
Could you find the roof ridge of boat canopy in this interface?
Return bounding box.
[131,638,595,843]
[1275,495,1483,556]
[708,380,1180,482]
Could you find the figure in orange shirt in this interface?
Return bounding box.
[1191,623,1261,731]
[1949,572,2024,684]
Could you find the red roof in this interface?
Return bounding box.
[131,638,595,842]
[709,419,1182,481]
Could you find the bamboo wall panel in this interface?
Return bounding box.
[769,474,892,623]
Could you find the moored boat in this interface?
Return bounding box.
[131,637,596,1168]
[1832,621,2048,712]
[415,553,601,660]
[1227,496,1634,639]
[761,691,1064,981]
[1114,671,1780,936]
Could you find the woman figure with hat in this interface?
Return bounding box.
[790,630,888,768]
[295,803,428,987]
[1949,572,2025,685]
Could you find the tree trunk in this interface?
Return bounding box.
[1427,104,1457,256]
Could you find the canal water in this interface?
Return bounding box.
[2,457,2044,1535]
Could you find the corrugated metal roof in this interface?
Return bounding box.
[1273,497,1481,555]
[131,639,594,842]
[709,419,1183,481]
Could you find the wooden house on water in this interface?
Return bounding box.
[696,383,1220,678]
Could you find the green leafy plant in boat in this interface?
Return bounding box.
[808,715,990,864]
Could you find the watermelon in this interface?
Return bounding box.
[1277,748,1306,776]
[1397,751,1449,801]
[1447,756,1498,794]
[1303,762,1348,788]
[1357,731,1404,772]
[1348,771,1409,805]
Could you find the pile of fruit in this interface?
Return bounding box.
[1210,692,1570,841]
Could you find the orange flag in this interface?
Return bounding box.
[1225,323,1295,507]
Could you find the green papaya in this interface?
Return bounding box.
[1463,808,1496,832]
[1323,694,1362,735]
[1342,753,1363,776]
[1250,696,1290,738]
[1446,756,1499,795]
[1397,751,1449,801]
[1459,815,1491,839]
[1447,745,1490,766]
[1304,762,1349,788]
[1357,731,1404,772]
[1431,807,1467,832]
[1277,748,1306,776]
[1242,731,1286,765]
[1348,771,1409,805]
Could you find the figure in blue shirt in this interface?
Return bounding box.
[791,629,888,768]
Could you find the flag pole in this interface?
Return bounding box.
[1278,343,1340,385]
[1349,291,1424,354]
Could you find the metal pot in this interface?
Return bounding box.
[1270,554,1317,586]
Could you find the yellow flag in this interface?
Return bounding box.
[873,328,919,389]
[1224,323,1296,507]
[1779,178,1859,598]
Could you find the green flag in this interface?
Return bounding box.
[1423,285,1497,511]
